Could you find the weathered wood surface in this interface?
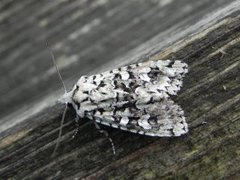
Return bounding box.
[0,0,240,179]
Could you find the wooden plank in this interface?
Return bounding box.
[0,0,239,179]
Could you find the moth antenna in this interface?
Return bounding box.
[46,41,67,95]
[52,103,68,157]
[45,41,68,157]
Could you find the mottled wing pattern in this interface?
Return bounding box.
[69,60,188,136]
[72,60,187,109]
[86,99,188,137]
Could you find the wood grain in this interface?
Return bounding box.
[0,0,239,179]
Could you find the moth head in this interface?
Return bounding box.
[58,90,73,105]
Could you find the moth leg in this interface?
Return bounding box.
[72,115,80,138]
[93,121,116,155]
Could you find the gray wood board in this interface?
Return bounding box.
[0,0,239,179]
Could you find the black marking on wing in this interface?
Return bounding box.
[114,73,121,79]
[166,61,175,67]
[147,68,160,82]
[72,85,79,97]
[89,99,188,137]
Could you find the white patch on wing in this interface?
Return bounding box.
[120,117,129,126]
[138,114,152,129]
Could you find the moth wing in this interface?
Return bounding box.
[89,99,188,137]
[73,60,188,107]
[101,60,188,96]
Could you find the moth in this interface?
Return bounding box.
[59,60,188,137]
[51,58,188,155]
